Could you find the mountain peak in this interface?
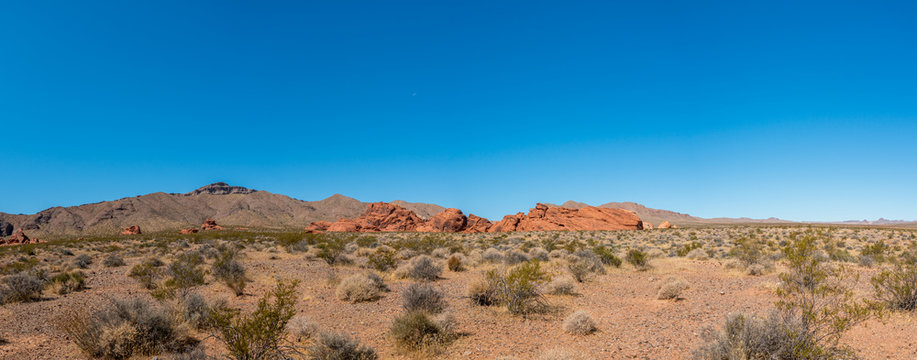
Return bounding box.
[184,182,258,196]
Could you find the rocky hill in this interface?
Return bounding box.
[0,183,441,236]
[546,200,793,226]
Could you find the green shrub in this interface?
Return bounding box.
[692,312,807,360]
[774,233,879,358]
[212,247,248,296]
[625,249,649,270]
[157,252,207,299]
[48,271,87,295]
[861,240,890,263]
[592,246,622,267]
[389,311,453,354]
[308,331,377,360]
[676,241,702,257]
[128,259,162,290]
[210,279,300,360]
[62,298,197,359]
[402,283,445,314]
[0,272,45,304]
[367,246,398,272]
[103,255,126,267]
[872,253,917,311]
[481,261,550,315]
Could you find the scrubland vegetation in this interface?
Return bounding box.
[1,225,916,358]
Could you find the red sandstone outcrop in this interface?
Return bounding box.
[464,214,494,233]
[657,221,676,229]
[487,204,643,232]
[310,202,643,233]
[643,222,654,230]
[324,202,426,232]
[179,228,199,234]
[1,229,42,246]
[121,225,142,235]
[201,219,223,231]
[416,208,468,232]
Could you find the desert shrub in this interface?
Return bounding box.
[170,347,208,360]
[316,237,348,266]
[656,276,689,300]
[103,255,126,268]
[389,311,453,354]
[431,247,450,259]
[446,254,464,272]
[592,246,622,267]
[562,311,596,335]
[685,248,708,260]
[746,262,774,276]
[528,247,549,261]
[482,261,550,315]
[402,282,445,314]
[861,240,890,263]
[336,272,387,303]
[308,331,377,360]
[729,237,765,267]
[568,252,606,282]
[677,241,703,257]
[625,249,649,270]
[0,272,45,304]
[62,298,196,359]
[692,312,807,360]
[503,250,529,265]
[170,293,225,330]
[405,255,442,281]
[872,252,917,311]
[212,247,248,296]
[74,254,93,269]
[158,252,207,299]
[210,279,300,360]
[367,246,398,272]
[287,316,319,342]
[47,271,87,295]
[773,232,879,358]
[482,248,504,263]
[467,277,497,306]
[545,276,576,295]
[128,259,162,290]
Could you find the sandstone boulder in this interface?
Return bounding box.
[4,229,42,245]
[643,222,654,230]
[324,202,425,232]
[417,208,468,232]
[121,225,142,235]
[657,221,672,229]
[305,221,331,233]
[489,204,643,232]
[201,219,223,231]
[464,214,493,233]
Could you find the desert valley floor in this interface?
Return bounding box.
[1,226,916,359]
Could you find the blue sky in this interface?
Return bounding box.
[2,1,916,221]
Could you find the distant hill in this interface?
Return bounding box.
[547,200,793,226]
[0,183,443,236]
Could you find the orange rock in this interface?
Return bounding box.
[179,228,199,234]
[200,218,223,231]
[463,214,493,233]
[325,202,425,232]
[120,225,142,235]
[417,208,468,232]
[657,221,672,229]
[643,222,654,230]
[305,221,331,232]
[489,204,643,232]
[3,229,42,246]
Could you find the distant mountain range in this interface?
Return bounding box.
[0,182,912,237]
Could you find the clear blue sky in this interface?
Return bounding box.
[2,1,916,221]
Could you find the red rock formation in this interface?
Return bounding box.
[657,221,672,229]
[489,204,643,232]
[643,221,654,230]
[179,228,199,234]
[417,208,468,232]
[322,202,425,232]
[464,214,493,233]
[305,221,331,233]
[200,219,223,231]
[121,225,142,235]
[3,229,42,246]
[309,202,642,233]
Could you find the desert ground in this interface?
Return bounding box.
[1,226,915,359]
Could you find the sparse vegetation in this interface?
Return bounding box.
[212,247,248,296]
[656,276,689,300]
[336,272,387,303]
[872,252,917,311]
[210,279,300,360]
[308,331,377,360]
[0,272,45,304]
[389,310,454,354]
[562,311,596,335]
[625,248,649,270]
[402,282,445,313]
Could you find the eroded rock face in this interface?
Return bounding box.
[201,219,223,231]
[464,214,494,233]
[309,202,643,233]
[179,228,199,234]
[2,229,42,246]
[305,221,331,233]
[417,208,468,232]
[184,182,257,196]
[121,225,142,235]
